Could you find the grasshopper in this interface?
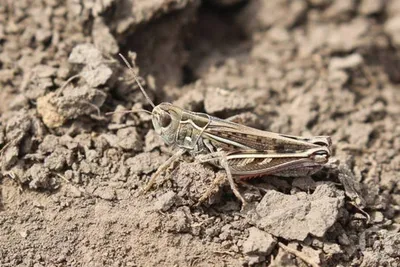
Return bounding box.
[119,54,332,205]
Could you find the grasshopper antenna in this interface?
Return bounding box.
[105,109,152,116]
[118,53,156,109]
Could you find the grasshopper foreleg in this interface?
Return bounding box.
[142,149,186,192]
[197,151,247,206]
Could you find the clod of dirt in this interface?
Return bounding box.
[328,18,369,53]
[292,176,317,191]
[68,43,113,88]
[153,191,178,211]
[92,18,119,55]
[2,146,18,170]
[144,129,164,152]
[359,0,384,15]
[37,92,66,128]
[238,0,307,33]
[116,127,143,151]
[384,16,400,47]
[204,87,255,115]
[2,111,46,169]
[68,43,105,67]
[329,53,364,70]
[322,242,342,255]
[53,84,107,119]
[39,135,60,153]
[9,94,29,110]
[24,163,57,190]
[255,184,344,241]
[44,147,74,171]
[125,151,168,175]
[81,64,113,87]
[173,162,223,206]
[163,206,192,233]
[360,232,400,266]
[328,69,349,89]
[383,233,400,257]
[172,86,205,111]
[345,122,374,148]
[93,186,116,200]
[323,0,355,20]
[242,227,277,256]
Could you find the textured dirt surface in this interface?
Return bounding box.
[1,0,400,266]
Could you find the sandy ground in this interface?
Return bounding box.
[0,0,400,266]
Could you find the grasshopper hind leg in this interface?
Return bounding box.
[142,149,185,192]
[197,152,247,208]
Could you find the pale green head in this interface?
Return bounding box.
[152,103,182,145]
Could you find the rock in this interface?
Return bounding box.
[242,227,277,256]
[153,191,177,211]
[329,54,364,70]
[255,185,344,241]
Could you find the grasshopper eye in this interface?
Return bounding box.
[160,113,171,127]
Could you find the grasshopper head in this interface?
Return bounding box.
[152,103,181,145]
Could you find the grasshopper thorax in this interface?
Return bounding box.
[152,103,182,145]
